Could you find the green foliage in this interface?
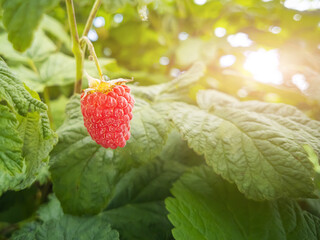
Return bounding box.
[0,59,56,195]
[103,159,185,240]
[50,93,169,215]
[1,0,320,239]
[12,198,119,240]
[166,165,320,240]
[167,90,320,200]
[0,59,47,115]
[0,0,60,52]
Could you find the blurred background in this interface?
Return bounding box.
[1,0,320,127]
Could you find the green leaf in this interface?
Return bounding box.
[130,62,205,102]
[166,166,320,240]
[12,53,115,92]
[168,91,320,200]
[49,97,121,214]
[103,159,185,240]
[0,186,39,223]
[159,129,204,167]
[0,31,56,63]
[197,89,238,110]
[36,194,64,223]
[1,0,60,51]
[50,94,170,215]
[0,59,47,115]
[107,159,186,209]
[103,202,172,240]
[0,60,56,195]
[12,215,119,240]
[0,105,23,176]
[40,15,71,49]
[125,98,169,162]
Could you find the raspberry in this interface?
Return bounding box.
[81,84,134,149]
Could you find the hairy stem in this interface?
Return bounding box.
[66,0,83,94]
[80,36,104,80]
[82,0,102,37]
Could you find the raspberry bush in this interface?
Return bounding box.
[0,1,320,240]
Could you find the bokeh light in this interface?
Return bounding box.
[194,0,207,5]
[93,17,105,28]
[293,14,302,21]
[227,33,253,47]
[88,29,98,41]
[214,27,227,38]
[178,32,189,41]
[291,74,309,91]
[114,14,124,23]
[269,26,281,34]
[284,0,320,11]
[219,55,236,67]
[159,56,170,65]
[244,49,283,85]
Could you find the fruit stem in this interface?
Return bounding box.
[80,36,104,81]
[82,0,102,37]
[66,0,83,94]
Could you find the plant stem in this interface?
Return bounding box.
[65,0,83,94]
[80,36,104,80]
[82,0,102,37]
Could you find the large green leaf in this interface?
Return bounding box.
[12,215,119,240]
[0,0,60,52]
[0,105,23,176]
[103,159,185,240]
[166,166,320,240]
[167,90,320,200]
[40,15,71,49]
[12,53,115,92]
[0,59,56,195]
[50,94,169,215]
[0,31,56,64]
[125,98,169,162]
[0,59,47,115]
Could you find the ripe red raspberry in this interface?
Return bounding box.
[81,84,134,149]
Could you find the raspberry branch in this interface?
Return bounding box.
[82,0,102,37]
[80,36,104,81]
[65,0,102,93]
[65,0,83,94]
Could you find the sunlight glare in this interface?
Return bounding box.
[284,0,320,11]
[214,27,226,38]
[219,55,236,67]
[178,32,189,41]
[244,49,283,85]
[227,33,253,47]
[292,74,309,91]
[194,0,207,5]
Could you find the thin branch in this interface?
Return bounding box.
[66,0,83,93]
[80,36,104,80]
[82,0,102,37]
